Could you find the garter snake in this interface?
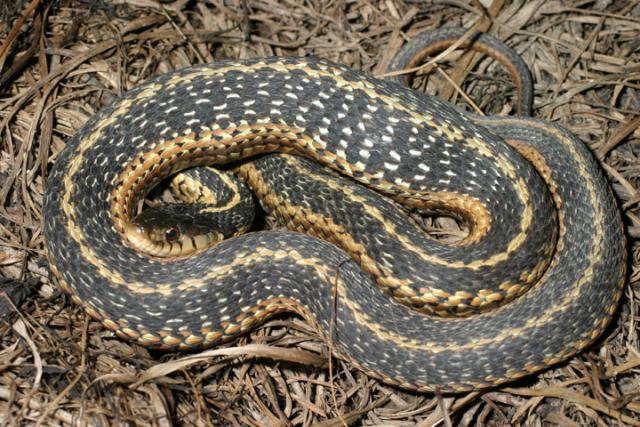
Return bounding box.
[43,29,626,392]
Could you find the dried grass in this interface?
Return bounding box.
[1,0,639,425]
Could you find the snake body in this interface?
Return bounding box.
[43,39,625,392]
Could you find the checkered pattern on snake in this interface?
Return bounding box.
[43,51,625,392]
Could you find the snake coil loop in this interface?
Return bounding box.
[43,29,625,392]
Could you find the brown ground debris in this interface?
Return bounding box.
[1,1,639,425]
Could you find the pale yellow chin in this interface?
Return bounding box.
[123,223,222,258]
[123,223,172,257]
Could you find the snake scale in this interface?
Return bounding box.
[43,29,626,393]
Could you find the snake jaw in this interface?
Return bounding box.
[123,216,224,258]
[123,222,168,256]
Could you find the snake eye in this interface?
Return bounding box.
[164,227,181,243]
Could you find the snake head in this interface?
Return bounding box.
[124,205,225,258]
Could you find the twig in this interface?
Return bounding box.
[0,0,42,70]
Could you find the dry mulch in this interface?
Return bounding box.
[1,0,639,425]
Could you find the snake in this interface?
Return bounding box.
[42,28,626,393]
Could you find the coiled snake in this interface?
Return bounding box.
[43,29,626,392]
